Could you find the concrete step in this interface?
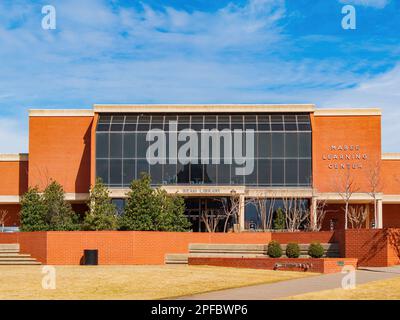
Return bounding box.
[0,244,20,251]
[0,253,31,257]
[165,254,189,264]
[0,257,38,262]
[0,261,41,265]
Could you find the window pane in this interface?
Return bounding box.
[271,115,283,131]
[285,133,298,158]
[258,133,271,158]
[150,164,163,185]
[204,115,216,130]
[177,163,190,183]
[150,115,164,130]
[271,159,284,185]
[163,163,177,184]
[217,115,230,130]
[96,133,109,158]
[271,133,284,158]
[191,115,203,131]
[97,123,110,131]
[258,115,270,131]
[136,133,148,158]
[110,159,122,186]
[136,159,149,179]
[244,159,257,185]
[231,115,243,130]
[244,115,257,131]
[217,163,231,184]
[299,133,312,157]
[204,164,217,184]
[258,159,271,185]
[190,163,203,184]
[299,159,312,185]
[123,133,135,158]
[285,159,298,185]
[123,160,135,186]
[96,159,109,184]
[178,115,190,131]
[137,115,150,131]
[110,133,122,158]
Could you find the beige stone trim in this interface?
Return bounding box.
[64,193,90,202]
[0,154,28,162]
[382,153,400,160]
[93,104,316,114]
[0,196,21,204]
[245,188,313,198]
[29,109,94,117]
[315,192,382,202]
[382,195,400,204]
[314,108,381,116]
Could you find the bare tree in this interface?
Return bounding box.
[247,196,276,231]
[218,192,242,233]
[0,209,8,232]
[282,196,310,232]
[333,167,360,229]
[313,199,329,231]
[348,205,369,229]
[365,159,383,228]
[200,210,225,233]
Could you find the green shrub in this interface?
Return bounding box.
[286,242,300,258]
[308,242,325,258]
[273,208,285,230]
[267,240,283,258]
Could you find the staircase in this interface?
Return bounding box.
[165,243,340,265]
[0,244,41,265]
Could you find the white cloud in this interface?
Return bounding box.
[339,0,390,9]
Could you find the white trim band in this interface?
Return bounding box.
[29,109,94,117]
[0,154,28,162]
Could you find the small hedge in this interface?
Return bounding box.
[286,242,300,258]
[267,240,282,258]
[308,242,325,258]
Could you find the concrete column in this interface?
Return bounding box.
[238,195,245,232]
[310,197,317,231]
[376,199,383,229]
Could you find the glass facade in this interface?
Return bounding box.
[96,113,312,187]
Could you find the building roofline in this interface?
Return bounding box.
[314,108,381,116]
[29,109,94,117]
[93,104,316,113]
[0,154,28,162]
[382,153,400,160]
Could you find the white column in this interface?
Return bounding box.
[311,197,317,231]
[376,199,383,229]
[238,195,245,232]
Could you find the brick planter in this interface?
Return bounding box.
[188,257,358,274]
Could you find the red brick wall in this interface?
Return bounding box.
[17,232,48,263]
[383,204,400,228]
[271,231,336,244]
[188,257,358,274]
[0,204,21,226]
[0,233,18,243]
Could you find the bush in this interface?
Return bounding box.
[118,173,191,231]
[20,187,48,231]
[273,208,285,230]
[308,242,325,258]
[267,240,283,258]
[83,178,118,231]
[286,242,300,258]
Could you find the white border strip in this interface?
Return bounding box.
[29,109,94,117]
[314,108,381,116]
[0,154,28,162]
[382,153,400,160]
[93,104,316,113]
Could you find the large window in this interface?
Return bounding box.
[96,113,312,187]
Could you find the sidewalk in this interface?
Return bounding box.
[177,266,400,300]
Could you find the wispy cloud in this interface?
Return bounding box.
[0,0,399,152]
[339,0,390,9]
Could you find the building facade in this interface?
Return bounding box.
[1,104,399,231]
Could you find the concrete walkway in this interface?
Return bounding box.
[178,266,400,300]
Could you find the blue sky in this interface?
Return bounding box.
[0,0,399,152]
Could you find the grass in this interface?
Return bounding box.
[287,276,400,300]
[0,265,314,300]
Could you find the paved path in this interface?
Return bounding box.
[178,266,400,300]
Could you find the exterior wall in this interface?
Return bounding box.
[29,116,93,193]
[383,204,400,228]
[188,257,358,274]
[0,204,21,226]
[382,159,400,194]
[0,160,28,195]
[312,114,381,193]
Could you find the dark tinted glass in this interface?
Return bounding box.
[96,133,109,158]
[96,159,108,184]
[123,160,135,186]
[285,159,298,185]
[271,159,284,185]
[258,159,270,185]
[271,133,284,158]
[123,133,135,158]
[299,159,312,185]
[110,159,122,185]
[110,133,122,158]
[285,133,298,158]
